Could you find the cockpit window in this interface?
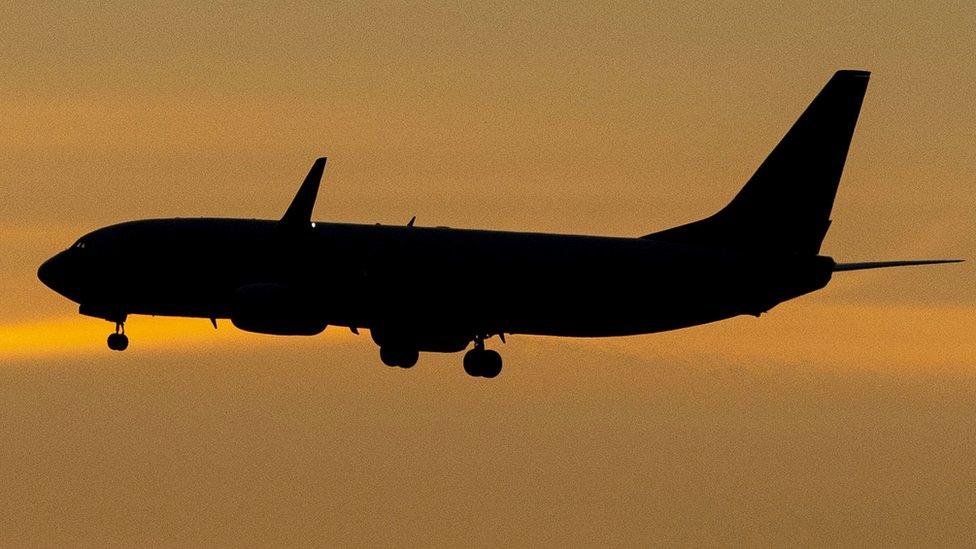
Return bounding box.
[72,240,86,250]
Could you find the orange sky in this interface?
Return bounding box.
[1,2,974,545]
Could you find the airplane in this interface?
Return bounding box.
[38,70,961,378]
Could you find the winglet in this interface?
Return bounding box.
[281,157,327,227]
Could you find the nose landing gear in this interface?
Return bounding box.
[463,336,502,378]
[107,321,128,351]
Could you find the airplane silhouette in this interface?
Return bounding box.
[38,70,961,377]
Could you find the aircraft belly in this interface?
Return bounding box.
[495,281,741,337]
[366,253,748,339]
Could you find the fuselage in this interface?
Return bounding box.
[34,72,961,374]
[38,217,834,352]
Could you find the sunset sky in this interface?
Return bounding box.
[1,2,974,545]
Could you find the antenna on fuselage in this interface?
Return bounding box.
[280,157,327,227]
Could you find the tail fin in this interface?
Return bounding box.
[644,70,870,255]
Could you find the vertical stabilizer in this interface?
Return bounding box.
[645,70,870,254]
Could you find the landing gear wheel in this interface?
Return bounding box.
[380,347,400,367]
[463,348,503,378]
[463,349,481,377]
[481,350,502,378]
[398,349,419,369]
[107,319,128,351]
[107,332,129,351]
[380,346,419,369]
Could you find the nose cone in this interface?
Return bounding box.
[38,252,74,299]
[37,254,57,287]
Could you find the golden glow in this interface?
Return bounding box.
[0,316,357,360]
[1,2,974,545]
[3,302,973,370]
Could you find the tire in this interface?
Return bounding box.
[463,349,482,377]
[398,349,419,368]
[379,346,400,367]
[482,350,502,378]
[380,346,419,368]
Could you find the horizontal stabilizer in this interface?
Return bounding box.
[833,259,963,272]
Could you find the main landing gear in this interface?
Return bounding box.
[463,337,502,378]
[374,334,504,377]
[107,320,128,351]
[380,346,419,369]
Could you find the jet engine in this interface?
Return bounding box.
[231,283,327,336]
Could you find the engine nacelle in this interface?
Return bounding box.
[231,283,327,336]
